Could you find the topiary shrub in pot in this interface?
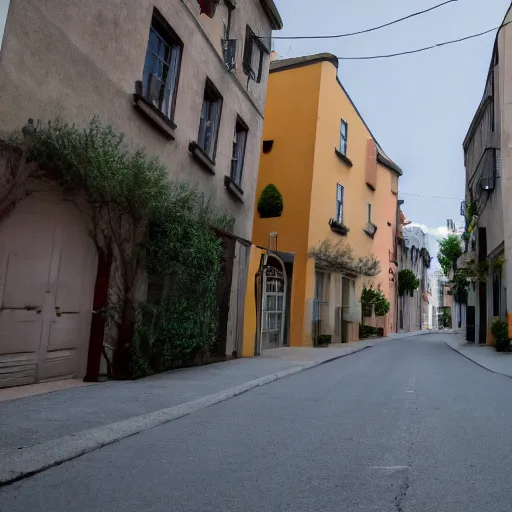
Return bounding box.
[257,184,283,218]
[492,319,510,352]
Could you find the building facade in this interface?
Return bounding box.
[397,221,431,332]
[0,0,282,387]
[459,4,510,344]
[244,53,402,353]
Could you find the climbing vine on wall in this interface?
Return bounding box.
[309,240,381,277]
[8,117,234,378]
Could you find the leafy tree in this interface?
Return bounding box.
[437,234,462,276]
[398,269,419,297]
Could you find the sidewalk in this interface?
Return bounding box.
[0,337,393,485]
[444,333,512,378]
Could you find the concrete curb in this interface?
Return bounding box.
[444,340,512,379]
[0,344,371,487]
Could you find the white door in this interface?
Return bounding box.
[261,263,286,350]
[0,192,97,388]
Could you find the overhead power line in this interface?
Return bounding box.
[271,0,460,40]
[399,192,463,200]
[337,25,501,60]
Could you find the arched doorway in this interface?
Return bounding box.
[0,191,98,388]
[260,254,287,351]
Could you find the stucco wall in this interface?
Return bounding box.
[0,0,274,240]
[312,61,399,331]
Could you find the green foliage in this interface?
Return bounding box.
[361,285,390,317]
[440,308,452,329]
[257,184,283,218]
[315,334,332,346]
[451,271,469,304]
[27,117,234,378]
[492,319,510,352]
[437,235,463,276]
[309,240,381,277]
[359,324,384,339]
[398,269,419,297]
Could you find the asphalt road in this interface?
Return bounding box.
[2,334,512,512]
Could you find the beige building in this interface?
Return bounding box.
[0,0,282,387]
[459,4,512,344]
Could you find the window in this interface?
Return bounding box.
[335,184,344,223]
[198,80,223,161]
[230,119,248,187]
[366,203,372,223]
[339,120,348,155]
[243,26,267,83]
[142,11,183,121]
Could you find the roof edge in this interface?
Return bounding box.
[270,53,339,73]
[377,150,403,176]
[269,52,403,176]
[260,0,283,30]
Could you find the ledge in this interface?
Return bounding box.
[334,148,353,168]
[133,94,176,139]
[329,218,350,236]
[363,222,378,239]
[189,141,216,175]
[224,175,244,203]
[366,182,376,191]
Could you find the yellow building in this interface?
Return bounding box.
[243,53,402,355]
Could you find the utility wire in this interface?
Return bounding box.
[271,0,460,40]
[400,192,463,200]
[337,25,502,60]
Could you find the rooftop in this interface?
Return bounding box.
[270,53,403,176]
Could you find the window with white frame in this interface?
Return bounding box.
[339,119,348,155]
[142,10,183,121]
[198,79,223,161]
[230,118,248,187]
[336,183,344,223]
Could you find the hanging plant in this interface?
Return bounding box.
[398,269,419,297]
[257,184,283,218]
[309,240,381,277]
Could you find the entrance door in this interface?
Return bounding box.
[261,261,286,350]
[0,193,97,388]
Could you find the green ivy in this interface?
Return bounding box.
[257,184,283,218]
[398,269,419,297]
[26,117,234,378]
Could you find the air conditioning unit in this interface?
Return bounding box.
[480,176,495,192]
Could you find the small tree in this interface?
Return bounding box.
[257,184,283,218]
[437,234,463,276]
[398,269,419,297]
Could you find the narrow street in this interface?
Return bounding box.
[2,334,512,512]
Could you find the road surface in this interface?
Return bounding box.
[2,334,512,511]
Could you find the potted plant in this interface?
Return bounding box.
[492,319,510,352]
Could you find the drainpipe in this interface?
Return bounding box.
[395,199,404,333]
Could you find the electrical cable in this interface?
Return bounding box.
[400,192,463,200]
[337,25,502,60]
[271,0,460,40]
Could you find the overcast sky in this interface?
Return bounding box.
[1,0,509,230]
[0,1,8,50]
[273,0,510,230]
